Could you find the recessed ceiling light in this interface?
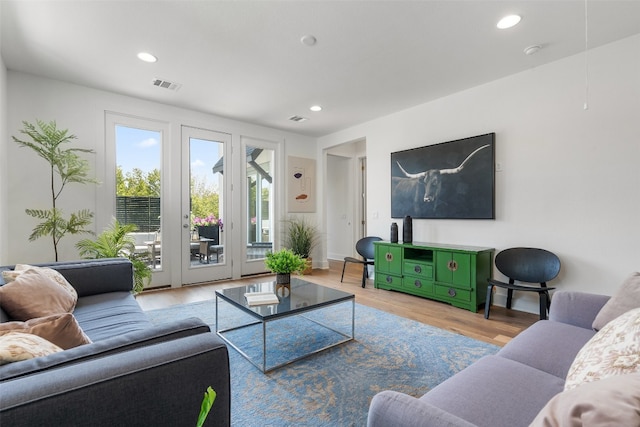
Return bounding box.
[310,105,322,112]
[137,52,158,63]
[497,15,521,29]
[523,45,542,55]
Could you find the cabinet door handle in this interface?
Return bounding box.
[448,288,457,297]
[385,252,393,262]
[414,280,422,288]
[414,265,422,273]
[386,275,393,283]
[447,260,458,272]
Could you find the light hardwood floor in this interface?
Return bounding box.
[136,259,538,347]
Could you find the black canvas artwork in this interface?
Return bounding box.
[391,133,495,219]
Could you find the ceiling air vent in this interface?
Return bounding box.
[151,78,182,91]
[288,115,309,122]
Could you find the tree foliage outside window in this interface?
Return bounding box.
[115,166,220,221]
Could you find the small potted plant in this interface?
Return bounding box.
[264,248,306,285]
[283,216,319,275]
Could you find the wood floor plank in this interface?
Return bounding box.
[136,260,538,346]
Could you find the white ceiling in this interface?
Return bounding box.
[2,1,640,137]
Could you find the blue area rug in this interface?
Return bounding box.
[145,299,499,426]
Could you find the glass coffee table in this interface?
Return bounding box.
[215,278,355,373]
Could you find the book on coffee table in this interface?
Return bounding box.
[244,291,279,306]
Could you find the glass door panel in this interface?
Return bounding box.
[181,127,232,284]
[115,126,163,271]
[242,139,277,276]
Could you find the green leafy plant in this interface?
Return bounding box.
[13,120,97,261]
[264,248,306,274]
[283,216,319,259]
[75,218,152,294]
[196,386,216,427]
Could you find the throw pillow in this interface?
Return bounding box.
[0,331,63,365]
[0,313,91,349]
[565,307,640,391]
[0,269,76,320]
[530,373,640,427]
[2,264,78,302]
[592,272,640,330]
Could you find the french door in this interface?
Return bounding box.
[181,126,232,284]
[239,136,278,276]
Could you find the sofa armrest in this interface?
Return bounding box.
[368,391,477,427]
[549,291,610,329]
[0,332,230,427]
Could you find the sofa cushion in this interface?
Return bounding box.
[592,272,640,331]
[421,355,564,427]
[497,320,596,379]
[0,332,62,365]
[566,307,640,390]
[3,264,78,302]
[0,313,91,350]
[530,373,640,427]
[72,292,152,342]
[0,270,76,320]
[0,317,210,381]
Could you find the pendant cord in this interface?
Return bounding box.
[584,0,589,110]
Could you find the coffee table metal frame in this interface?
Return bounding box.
[215,280,355,373]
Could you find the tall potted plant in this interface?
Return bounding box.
[13,120,97,261]
[283,216,319,275]
[75,218,152,294]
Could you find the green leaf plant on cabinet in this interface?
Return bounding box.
[374,241,494,312]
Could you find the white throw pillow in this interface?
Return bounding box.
[565,307,640,390]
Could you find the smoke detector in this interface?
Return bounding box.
[151,78,182,91]
[288,115,309,122]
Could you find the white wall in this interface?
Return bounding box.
[318,34,640,314]
[3,72,316,268]
[0,1,8,264]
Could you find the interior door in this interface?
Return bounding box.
[240,137,278,276]
[181,126,232,284]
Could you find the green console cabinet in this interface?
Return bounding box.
[374,241,494,312]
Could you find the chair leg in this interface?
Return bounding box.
[340,261,347,283]
[539,292,548,320]
[484,284,493,319]
[361,265,367,288]
[506,289,514,309]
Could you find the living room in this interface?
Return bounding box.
[0,1,637,314]
[0,1,639,425]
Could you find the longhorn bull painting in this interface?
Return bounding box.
[391,133,495,219]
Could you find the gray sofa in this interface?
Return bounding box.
[367,290,611,427]
[0,258,230,427]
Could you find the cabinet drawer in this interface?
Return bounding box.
[434,284,471,302]
[403,276,434,295]
[403,261,433,280]
[376,274,402,289]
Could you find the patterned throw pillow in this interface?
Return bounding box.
[0,269,77,320]
[565,307,640,390]
[0,331,63,365]
[592,272,640,331]
[2,264,78,302]
[0,313,92,349]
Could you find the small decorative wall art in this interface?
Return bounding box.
[288,156,316,212]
